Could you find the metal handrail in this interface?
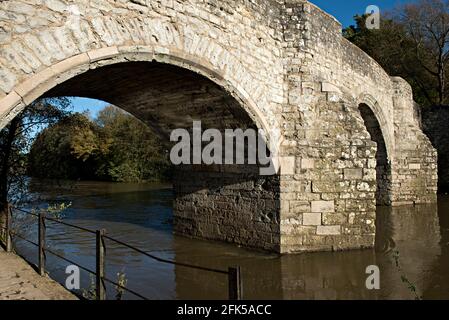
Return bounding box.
[9,230,39,247]
[1,205,243,300]
[103,234,229,275]
[43,247,97,276]
[45,216,97,235]
[11,206,228,274]
[12,206,39,217]
[103,277,149,300]
[4,207,153,300]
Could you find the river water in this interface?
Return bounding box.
[11,180,449,300]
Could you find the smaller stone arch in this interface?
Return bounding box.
[357,93,395,161]
[358,94,393,206]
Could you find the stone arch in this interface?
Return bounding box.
[0,2,284,139]
[358,98,393,206]
[0,0,438,254]
[0,0,286,252]
[357,93,394,161]
[0,47,282,252]
[0,48,273,144]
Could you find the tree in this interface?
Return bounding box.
[0,98,71,228]
[27,112,100,180]
[344,0,449,107]
[28,105,171,183]
[399,0,449,106]
[94,106,171,182]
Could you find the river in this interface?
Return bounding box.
[10,180,449,300]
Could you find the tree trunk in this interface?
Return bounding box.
[0,117,20,230]
[438,43,446,106]
[438,62,445,106]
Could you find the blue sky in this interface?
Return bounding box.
[70,97,109,117]
[309,0,415,27]
[71,1,418,115]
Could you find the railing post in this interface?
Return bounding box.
[5,204,12,252]
[228,266,243,300]
[96,229,106,300]
[38,212,46,276]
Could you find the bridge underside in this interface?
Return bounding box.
[44,61,282,251]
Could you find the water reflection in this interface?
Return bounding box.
[11,180,449,300]
[375,204,443,299]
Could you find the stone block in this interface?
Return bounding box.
[0,68,17,93]
[321,82,341,93]
[344,168,363,180]
[87,47,119,62]
[322,213,347,225]
[289,201,311,213]
[317,225,341,235]
[301,158,315,169]
[280,156,296,175]
[311,201,335,213]
[51,53,90,75]
[303,212,321,226]
[0,91,21,114]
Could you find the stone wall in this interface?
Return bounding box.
[279,92,378,253]
[278,1,380,253]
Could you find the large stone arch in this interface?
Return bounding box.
[0,0,284,136]
[1,49,284,252]
[0,48,273,142]
[0,0,287,252]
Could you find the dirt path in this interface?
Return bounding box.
[0,248,77,300]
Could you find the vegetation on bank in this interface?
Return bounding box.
[0,97,171,229]
[0,98,72,221]
[27,106,171,183]
[343,0,449,108]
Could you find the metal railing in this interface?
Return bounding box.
[0,204,243,300]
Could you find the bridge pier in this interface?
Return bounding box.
[278,95,379,253]
[275,1,438,253]
[390,78,438,205]
[173,165,280,251]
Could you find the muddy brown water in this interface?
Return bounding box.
[11,180,449,300]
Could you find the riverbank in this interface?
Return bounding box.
[0,248,77,300]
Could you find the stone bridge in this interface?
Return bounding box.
[0,0,438,253]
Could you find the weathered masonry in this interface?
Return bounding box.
[0,0,438,253]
